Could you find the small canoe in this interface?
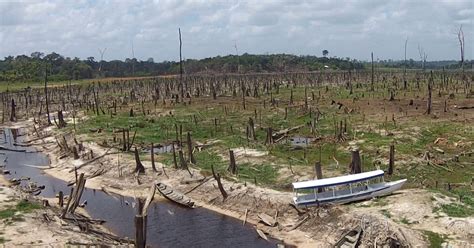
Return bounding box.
[156,182,195,208]
[334,226,362,248]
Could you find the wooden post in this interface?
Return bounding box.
[134,215,146,248]
[58,191,64,208]
[388,144,395,175]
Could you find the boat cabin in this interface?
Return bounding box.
[292,170,395,206]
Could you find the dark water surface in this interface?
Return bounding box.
[0,128,277,248]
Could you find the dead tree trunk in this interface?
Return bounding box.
[248,117,256,141]
[57,110,67,128]
[388,144,395,175]
[150,143,157,172]
[314,161,324,192]
[426,71,433,115]
[211,164,227,200]
[371,52,374,91]
[172,143,178,169]
[134,147,145,174]
[265,127,273,145]
[186,132,196,164]
[349,149,362,174]
[178,28,184,101]
[228,150,237,175]
[66,173,86,214]
[9,99,15,122]
[178,150,187,170]
[44,65,51,125]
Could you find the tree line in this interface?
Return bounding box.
[0,52,363,83]
[1,51,469,83]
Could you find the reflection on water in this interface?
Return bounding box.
[1,128,278,248]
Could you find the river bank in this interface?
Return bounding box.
[6,118,421,247]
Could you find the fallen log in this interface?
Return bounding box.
[68,149,116,172]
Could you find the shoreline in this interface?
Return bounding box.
[4,119,319,247]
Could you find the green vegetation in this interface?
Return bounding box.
[0,52,363,84]
[400,217,412,225]
[431,189,474,218]
[0,200,42,220]
[423,230,448,248]
[380,209,392,218]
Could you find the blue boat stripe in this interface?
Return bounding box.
[298,185,390,206]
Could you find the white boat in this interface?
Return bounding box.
[292,170,406,207]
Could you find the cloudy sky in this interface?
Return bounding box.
[0,0,472,62]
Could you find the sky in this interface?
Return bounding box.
[0,0,473,62]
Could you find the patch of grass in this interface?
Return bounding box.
[423,230,447,248]
[400,217,412,225]
[439,203,473,218]
[380,209,392,218]
[0,236,9,244]
[372,197,388,207]
[16,200,42,212]
[0,209,15,219]
[238,162,278,186]
[0,200,41,220]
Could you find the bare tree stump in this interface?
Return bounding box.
[228,150,237,175]
[388,144,395,175]
[150,143,157,172]
[186,132,196,164]
[134,147,145,174]
[349,149,362,174]
[211,164,227,200]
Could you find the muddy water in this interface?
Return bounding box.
[0,129,278,248]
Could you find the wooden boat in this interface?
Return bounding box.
[334,226,362,248]
[292,170,406,207]
[156,182,195,208]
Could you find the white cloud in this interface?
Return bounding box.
[0,0,472,61]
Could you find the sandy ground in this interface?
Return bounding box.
[4,118,473,247]
[0,176,129,247]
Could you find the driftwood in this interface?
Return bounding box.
[258,213,277,227]
[288,214,310,231]
[68,148,115,172]
[184,176,211,194]
[256,228,268,241]
[272,124,304,139]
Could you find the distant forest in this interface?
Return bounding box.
[0,52,470,82]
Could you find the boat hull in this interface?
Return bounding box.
[294,179,406,207]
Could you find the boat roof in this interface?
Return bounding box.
[292,170,384,190]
